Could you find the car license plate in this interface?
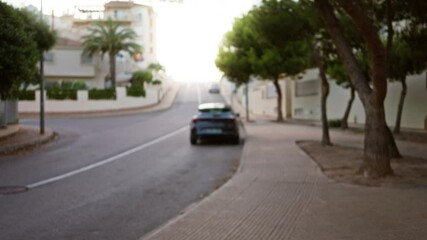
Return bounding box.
[205,128,222,134]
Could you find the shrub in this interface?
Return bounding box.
[131,71,153,86]
[88,89,116,100]
[18,90,36,100]
[152,79,162,85]
[328,119,342,128]
[47,89,77,100]
[126,85,146,97]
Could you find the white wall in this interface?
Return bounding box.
[291,68,427,130]
[221,70,426,130]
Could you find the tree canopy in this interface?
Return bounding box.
[0,3,56,99]
[82,19,142,89]
[217,0,312,121]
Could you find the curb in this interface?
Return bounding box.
[0,124,20,139]
[0,129,55,155]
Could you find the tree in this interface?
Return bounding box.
[82,19,142,89]
[216,27,253,121]
[299,0,334,145]
[247,0,312,122]
[18,8,57,91]
[0,2,39,100]
[314,0,394,177]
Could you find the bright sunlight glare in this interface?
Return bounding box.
[4,0,260,82]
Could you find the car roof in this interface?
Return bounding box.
[198,102,230,111]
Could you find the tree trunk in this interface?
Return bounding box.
[315,0,393,177]
[394,77,407,134]
[273,78,284,122]
[385,123,401,158]
[311,43,332,146]
[109,52,116,89]
[341,85,355,129]
[362,97,393,177]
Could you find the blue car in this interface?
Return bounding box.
[190,103,240,145]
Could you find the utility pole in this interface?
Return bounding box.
[39,0,45,134]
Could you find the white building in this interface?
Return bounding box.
[42,1,158,88]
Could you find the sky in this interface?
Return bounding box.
[3,0,260,82]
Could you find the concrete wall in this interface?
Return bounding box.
[228,68,426,130]
[290,68,427,130]
[19,83,171,113]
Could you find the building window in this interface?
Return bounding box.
[295,79,319,97]
[80,53,93,64]
[44,52,54,63]
[114,10,118,18]
[135,12,143,21]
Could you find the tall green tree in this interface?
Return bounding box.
[315,0,395,177]
[299,0,334,145]
[216,26,253,120]
[18,8,57,90]
[82,19,142,89]
[0,3,38,100]
[247,0,311,122]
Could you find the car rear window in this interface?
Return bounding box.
[199,108,231,113]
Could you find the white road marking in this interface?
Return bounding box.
[27,126,189,189]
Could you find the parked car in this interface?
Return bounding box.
[208,83,220,93]
[190,102,240,145]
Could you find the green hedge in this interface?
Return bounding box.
[152,79,161,85]
[88,89,116,100]
[328,119,342,128]
[18,90,36,100]
[47,89,77,100]
[126,85,146,97]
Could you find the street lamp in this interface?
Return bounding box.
[39,0,45,134]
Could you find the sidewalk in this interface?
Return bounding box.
[140,121,427,240]
[0,82,181,155]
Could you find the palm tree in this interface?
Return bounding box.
[82,19,142,89]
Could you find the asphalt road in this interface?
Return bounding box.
[0,82,244,240]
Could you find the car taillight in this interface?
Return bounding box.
[192,118,198,123]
